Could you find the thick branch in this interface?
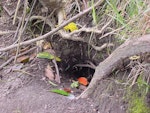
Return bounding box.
[79,34,150,98]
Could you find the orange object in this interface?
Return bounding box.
[63,88,71,93]
[78,77,88,86]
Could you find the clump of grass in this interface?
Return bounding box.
[103,0,148,41]
[126,0,144,18]
[105,0,126,26]
[126,76,150,113]
[91,0,97,25]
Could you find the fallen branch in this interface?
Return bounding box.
[78,34,150,98]
[0,0,104,52]
[0,31,15,35]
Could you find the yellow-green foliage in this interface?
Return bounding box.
[105,0,125,26]
[0,5,2,17]
[63,22,78,32]
[104,0,148,40]
[128,92,149,113]
[126,0,145,18]
[127,76,150,113]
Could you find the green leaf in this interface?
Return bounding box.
[106,0,126,26]
[26,6,30,14]
[54,56,61,62]
[37,52,54,59]
[50,89,69,96]
[71,81,79,88]
[37,52,61,61]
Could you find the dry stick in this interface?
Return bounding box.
[83,0,88,9]
[131,68,141,87]
[0,31,15,35]
[75,0,81,12]
[74,64,96,69]
[0,47,36,70]
[0,0,104,52]
[28,16,104,37]
[13,0,37,41]
[13,0,21,25]
[3,6,12,16]
[14,0,28,63]
[56,20,114,51]
[22,0,37,32]
[52,60,61,83]
[99,18,113,33]
[91,43,114,51]
[99,26,125,40]
[3,1,23,16]
[30,15,112,39]
[13,69,35,76]
[13,18,22,41]
[69,18,112,35]
[59,31,111,51]
[74,60,97,69]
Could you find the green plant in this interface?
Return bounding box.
[126,0,145,18]
[127,76,150,113]
[104,0,148,40]
[106,0,126,26]
[91,0,97,25]
[37,52,61,61]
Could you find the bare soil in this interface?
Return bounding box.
[0,1,98,113]
[0,1,138,113]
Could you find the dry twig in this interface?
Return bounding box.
[52,60,61,83]
[14,0,28,63]
[0,0,104,52]
[0,47,36,70]
[0,31,15,35]
[13,0,21,25]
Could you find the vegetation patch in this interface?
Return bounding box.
[127,76,150,113]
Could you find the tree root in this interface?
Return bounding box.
[78,35,150,98]
[0,0,104,52]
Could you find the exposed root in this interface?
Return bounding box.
[0,0,104,52]
[79,35,150,98]
[26,15,114,51]
[73,60,96,69]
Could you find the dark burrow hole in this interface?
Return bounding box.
[58,54,95,83]
[50,34,114,83]
[60,61,95,82]
[52,40,97,83]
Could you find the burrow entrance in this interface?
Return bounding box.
[50,38,98,82]
[59,56,95,82]
[47,32,114,83]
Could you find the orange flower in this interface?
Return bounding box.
[78,77,88,86]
